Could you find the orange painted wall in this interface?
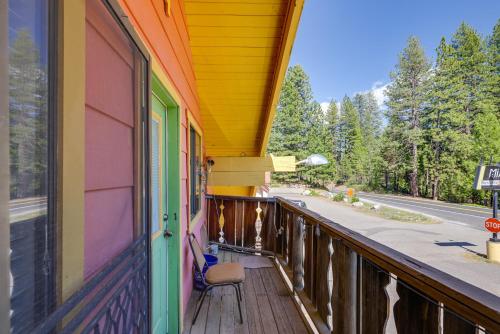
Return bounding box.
[117,0,203,315]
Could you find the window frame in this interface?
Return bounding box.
[0,0,9,327]
[2,0,59,329]
[188,114,203,231]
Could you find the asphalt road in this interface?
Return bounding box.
[352,192,492,230]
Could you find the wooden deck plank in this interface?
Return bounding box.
[243,268,265,334]
[234,282,250,334]
[250,266,267,296]
[182,289,200,334]
[205,290,223,333]
[267,267,309,334]
[220,294,235,334]
[189,289,210,334]
[252,270,279,334]
[184,250,309,334]
[260,268,295,334]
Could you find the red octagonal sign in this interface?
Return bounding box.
[485,218,500,233]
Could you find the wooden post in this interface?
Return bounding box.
[332,240,358,334]
[292,215,305,291]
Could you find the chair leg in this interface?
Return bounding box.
[237,283,242,301]
[193,286,211,324]
[232,284,243,324]
[234,283,240,301]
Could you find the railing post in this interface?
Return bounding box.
[292,215,305,291]
[332,240,358,334]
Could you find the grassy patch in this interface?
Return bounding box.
[339,201,440,224]
[308,189,322,196]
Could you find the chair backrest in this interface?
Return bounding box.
[188,233,207,275]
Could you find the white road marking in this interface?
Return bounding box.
[358,195,485,219]
[359,192,491,212]
[359,193,489,216]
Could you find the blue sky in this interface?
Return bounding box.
[289,0,500,108]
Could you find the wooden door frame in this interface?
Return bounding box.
[152,73,181,333]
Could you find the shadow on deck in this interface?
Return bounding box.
[183,250,309,334]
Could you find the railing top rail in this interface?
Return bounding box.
[274,196,500,329]
[206,194,276,203]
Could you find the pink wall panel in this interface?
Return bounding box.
[116,0,205,316]
[85,109,133,191]
[84,188,134,277]
[181,153,188,180]
[85,0,136,279]
[86,19,134,127]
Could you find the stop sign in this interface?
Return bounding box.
[485,218,500,233]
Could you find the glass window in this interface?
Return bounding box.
[190,126,202,218]
[6,0,55,332]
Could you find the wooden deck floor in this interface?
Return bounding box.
[182,250,309,334]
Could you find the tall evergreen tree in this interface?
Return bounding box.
[423,38,465,200]
[353,92,383,187]
[305,102,335,184]
[386,36,431,196]
[326,100,341,163]
[338,96,364,183]
[268,65,314,183]
[425,23,496,202]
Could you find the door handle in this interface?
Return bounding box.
[163,213,168,221]
[163,229,173,238]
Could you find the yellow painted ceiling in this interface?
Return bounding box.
[185,0,304,158]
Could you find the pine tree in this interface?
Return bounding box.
[486,19,499,117]
[304,102,335,185]
[268,65,314,183]
[353,92,383,187]
[386,36,431,196]
[423,38,465,200]
[425,23,496,202]
[338,96,364,183]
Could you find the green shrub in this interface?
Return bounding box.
[351,196,360,203]
[309,189,321,196]
[333,192,345,202]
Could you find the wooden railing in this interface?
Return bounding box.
[206,194,500,334]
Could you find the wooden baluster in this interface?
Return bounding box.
[315,228,332,333]
[285,212,290,265]
[292,215,305,291]
[255,202,263,251]
[234,200,238,246]
[332,240,357,334]
[384,275,399,333]
[327,236,334,331]
[394,278,439,334]
[241,201,245,247]
[218,200,225,243]
[360,258,390,334]
[303,223,314,299]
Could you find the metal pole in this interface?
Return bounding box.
[493,191,498,241]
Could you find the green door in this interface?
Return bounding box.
[151,75,180,334]
[151,95,168,334]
